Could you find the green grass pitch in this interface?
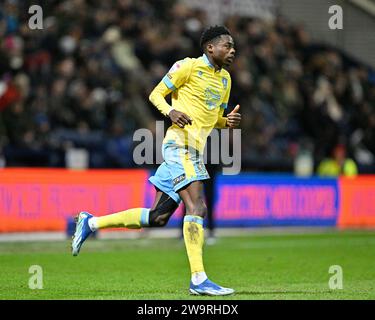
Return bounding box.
[0,230,374,300]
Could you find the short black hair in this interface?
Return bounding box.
[200,25,231,50]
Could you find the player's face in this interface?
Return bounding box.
[211,35,236,67]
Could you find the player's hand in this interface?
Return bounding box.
[227,105,241,128]
[169,109,193,128]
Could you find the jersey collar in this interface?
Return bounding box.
[202,54,223,72]
[202,54,214,69]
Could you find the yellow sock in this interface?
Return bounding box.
[183,215,205,274]
[96,208,149,229]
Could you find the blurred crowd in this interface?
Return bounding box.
[0,0,374,173]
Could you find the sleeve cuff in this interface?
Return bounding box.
[215,117,228,129]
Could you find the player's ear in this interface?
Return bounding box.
[206,43,214,54]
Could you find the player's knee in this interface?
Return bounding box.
[148,209,171,227]
[187,200,207,218]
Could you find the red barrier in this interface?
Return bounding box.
[0,169,149,232]
[338,176,375,228]
[1,169,374,231]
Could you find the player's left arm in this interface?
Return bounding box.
[215,75,241,129]
[226,104,241,128]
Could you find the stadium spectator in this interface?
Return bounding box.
[317,143,358,177]
[0,0,374,173]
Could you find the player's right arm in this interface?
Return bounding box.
[149,82,192,128]
[149,59,193,128]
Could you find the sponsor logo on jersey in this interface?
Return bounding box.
[205,87,221,110]
[169,61,182,74]
[173,173,186,186]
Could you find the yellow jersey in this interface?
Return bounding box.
[149,54,231,154]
